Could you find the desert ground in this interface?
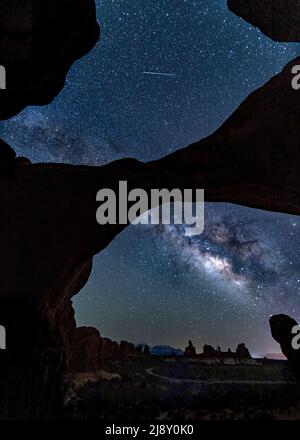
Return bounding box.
[64,356,300,420]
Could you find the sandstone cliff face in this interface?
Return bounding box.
[0,0,100,119]
[68,327,101,372]
[228,0,300,42]
[68,327,139,372]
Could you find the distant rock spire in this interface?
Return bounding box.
[236,343,251,359]
[184,340,196,356]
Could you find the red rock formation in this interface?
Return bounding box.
[68,326,101,372]
[0,0,100,119]
[228,0,300,42]
[120,340,138,356]
[68,327,140,372]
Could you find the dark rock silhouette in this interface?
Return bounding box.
[184,340,196,356]
[101,338,120,361]
[69,326,102,372]
[0,139,16,163]
[69,327,140,372]
[0,0,100,119]
[228,0,300,42]
[0,23,300,418]
[236,343,251,359]
[136,344,143,354]
[269,314,300,373]
[120,340,137,356]
[203,344,216,357]
[143,345,151,355]
[0,55,299,417]
[201,343,251,359]
[153,56,300,217]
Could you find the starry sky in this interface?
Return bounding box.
[1,0,300,356]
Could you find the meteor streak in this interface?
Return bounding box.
[142,71,176,77]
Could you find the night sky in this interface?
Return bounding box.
[1,0,300,356]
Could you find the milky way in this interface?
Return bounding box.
[0,0,299,355]
[155,208,293,308]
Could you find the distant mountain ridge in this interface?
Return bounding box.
[134,343,184,356]
[150,345,184,356]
